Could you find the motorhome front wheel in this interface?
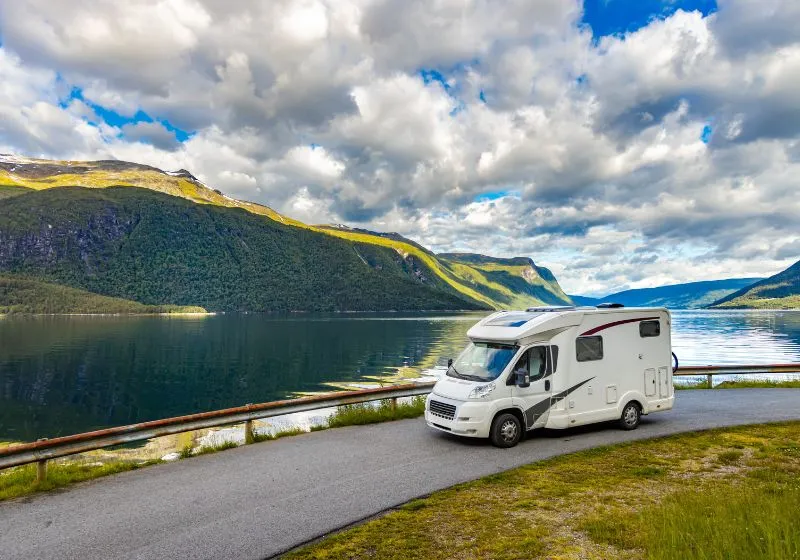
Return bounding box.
[490,413,522,448]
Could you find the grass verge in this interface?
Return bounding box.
[285,421,800,560]
[0,460,161,501]
[676,379,800,390]
[0,397,427,501]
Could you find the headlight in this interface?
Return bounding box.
[468,382,496,399]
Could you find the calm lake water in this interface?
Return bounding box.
[1,310,799,441]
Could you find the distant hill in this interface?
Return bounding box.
[0,276,206,314]
[570,278,762,309]
[570,294,602,306]
[711,261,800,309]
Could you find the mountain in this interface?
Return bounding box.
[437,253,572,308]
[0,276,206,314]
[570,278,763,309]
[710,260,800,309]
[0,155,572,312]
[570,294,602,306]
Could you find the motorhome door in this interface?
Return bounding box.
[509,346,553,430]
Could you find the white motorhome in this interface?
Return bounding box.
[425,305,676,447]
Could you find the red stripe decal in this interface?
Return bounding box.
[580,316,659,337]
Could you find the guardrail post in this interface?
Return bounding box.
[390,397,397,413]
[707,374,713,388]
[244,405,255,444]
[36,438,48,483]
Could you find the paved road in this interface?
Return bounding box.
[2,389,799,560]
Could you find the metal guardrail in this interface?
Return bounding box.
[673,363,800,388]
[1,362,799,479]
[0,382,434,478]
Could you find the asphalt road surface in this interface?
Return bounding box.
[2,389,799,560]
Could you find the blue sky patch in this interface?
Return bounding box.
[474,190,520,202]
[582,0,717,39]
[419,69,452,92]
[60,86,193,144]
[700,124,713,143]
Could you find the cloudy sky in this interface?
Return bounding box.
[1,0,798,296]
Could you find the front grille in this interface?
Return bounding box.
[429,399,456,420]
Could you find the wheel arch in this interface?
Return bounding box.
[493,407,526,430]
[618,391,648,415]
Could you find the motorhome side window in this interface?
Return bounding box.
[529,346,547,381]
[576,336,603,362]
[507,347,547,384]
[639,320,660,338]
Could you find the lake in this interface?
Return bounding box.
[1,310,799,441]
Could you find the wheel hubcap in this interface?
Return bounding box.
[624,407,637,425]
[500,420,518,441]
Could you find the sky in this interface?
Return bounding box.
[0,0,799,296]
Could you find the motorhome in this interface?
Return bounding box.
[425,305,676,447]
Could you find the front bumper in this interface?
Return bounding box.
[425,394,492,438]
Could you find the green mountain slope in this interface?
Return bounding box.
[0,276,206,314]
[0,187,487,312]
[438,253,572,308]
[571,278,763,309]
[0,154,572,311]
[711,261,800,309]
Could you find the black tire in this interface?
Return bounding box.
[490,413,522,448]
[619,402,641,430]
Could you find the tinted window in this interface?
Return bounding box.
[576,336,603,362]
[639,320,661,338]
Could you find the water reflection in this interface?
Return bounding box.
[1,310,799,440]
[672,310,800,365]
[0,313,484,440]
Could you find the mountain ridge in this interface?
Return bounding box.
[710,260,800,309]
[570,277,763,309]
[0,154,572,312]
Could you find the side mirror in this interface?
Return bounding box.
[515,370,530,388]
[447,358,453,368]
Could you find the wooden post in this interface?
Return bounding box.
[244,420,255,444]
[244,405,255,444]
[390,397,398,413]
[36,460,48,483]
[707,374,713,389]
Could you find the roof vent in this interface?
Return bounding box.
[596,302,625,309]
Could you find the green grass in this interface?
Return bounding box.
[0,459,160,501]
[194,440,239,456]
[327,396,426,428]
[251,426,308,443]
[286,422,800,560]
[676,379,800,390]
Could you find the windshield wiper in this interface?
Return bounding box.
[448,365,490,382]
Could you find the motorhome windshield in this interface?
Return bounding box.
[447,342,519,382]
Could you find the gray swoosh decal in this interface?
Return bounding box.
[523,377,595,428]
